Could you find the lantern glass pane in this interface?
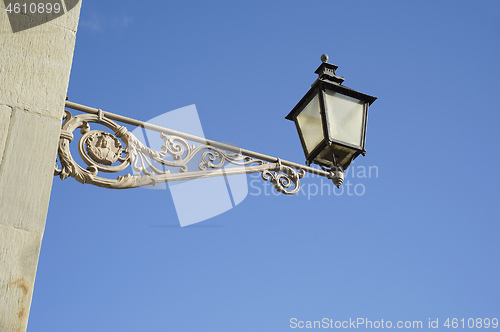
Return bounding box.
[296,93,323,154]
[324,90,365,147]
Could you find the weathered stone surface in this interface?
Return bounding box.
[0,2,82,331]
[0,105,13,167]
[0,108,62,234]
[0,3,82,119]
[0,224,41,332]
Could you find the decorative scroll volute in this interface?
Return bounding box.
[262,164,305,195]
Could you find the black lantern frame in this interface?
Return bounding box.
[286,59,376,171]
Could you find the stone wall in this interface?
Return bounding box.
[0,3,82,331]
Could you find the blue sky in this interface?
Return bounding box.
[29,1,500,331]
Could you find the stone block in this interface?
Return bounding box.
[0,224,41,332]
[0,108,62,234]
[0,7,80,119]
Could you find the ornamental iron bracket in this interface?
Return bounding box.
[55,101,344,195]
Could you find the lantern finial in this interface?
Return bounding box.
[315,55,344,85]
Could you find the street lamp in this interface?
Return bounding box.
[56,55,376,194]
[286,54,376,187]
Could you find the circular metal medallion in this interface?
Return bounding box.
[85,131,123,165]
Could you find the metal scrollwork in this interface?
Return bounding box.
[55,110,306,194]
[55,110,139,188]
[261,162,305,195]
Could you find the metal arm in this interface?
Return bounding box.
[55,101,343,195]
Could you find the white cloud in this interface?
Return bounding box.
[80,11,133,32]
